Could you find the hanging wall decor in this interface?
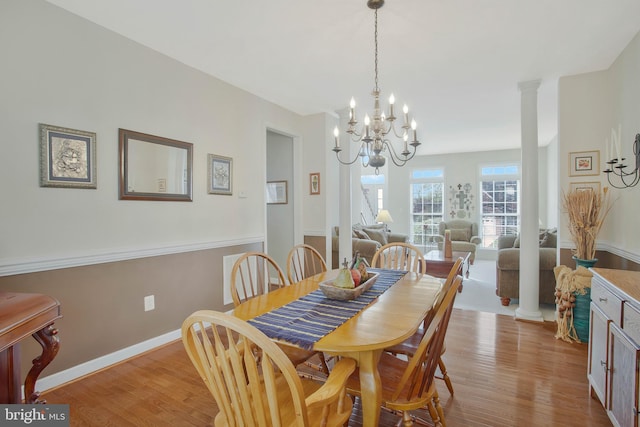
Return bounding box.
[449,183,474,218]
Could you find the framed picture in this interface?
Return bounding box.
[570,181,601,193]
[266,180,288,204]
[208,154,233,195]
[310,172,320,195]
[569,150,600,177]
[39,123,97,189]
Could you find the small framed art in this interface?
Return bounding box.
[569,150,600,177]
[570,181,601,193]
[266,180,288,204]
[39,123,97,189]
[310,172,320,195]
[208,154,233,195]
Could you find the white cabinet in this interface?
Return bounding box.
[588,302,610,403]
[589,269,640,427]
[608,323,640,427]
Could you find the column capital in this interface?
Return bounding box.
[518,79,542,92]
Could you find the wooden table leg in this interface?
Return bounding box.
[0,345,22,403]
[354,349,383,427]
[24,325,59,404]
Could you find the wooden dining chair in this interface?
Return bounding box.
[371,242,425,273]
[385,257,463,396]
[344,275,462,427]
[230,251,330,374]
[286,244,328,284]
[230,252,288,306]
[182,310,356,427]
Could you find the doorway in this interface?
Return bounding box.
[266,130,294,269]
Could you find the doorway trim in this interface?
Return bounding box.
[264,124,302,255]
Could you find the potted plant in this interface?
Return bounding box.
[558,187,613,342]
[562,187,613,268]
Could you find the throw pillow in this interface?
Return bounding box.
[513,231,555,248]
[539,232,549,247]
[363,228,388,246]
[449,228,470,242]
[353,229,369,240]
[545,230,557,248]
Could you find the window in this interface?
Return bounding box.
[410,169,444,248]
[480,164,520,248]
[361,174,384,223]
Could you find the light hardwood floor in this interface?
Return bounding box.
[42,309,611,426]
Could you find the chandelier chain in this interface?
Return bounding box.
[374,8,379,92]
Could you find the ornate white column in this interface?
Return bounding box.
[515,79,543,322]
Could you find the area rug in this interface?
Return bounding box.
[454,259,556,321]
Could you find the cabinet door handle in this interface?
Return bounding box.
[600,360,608,372]
[598,297,608,302]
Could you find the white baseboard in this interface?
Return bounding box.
[34,328,182,396]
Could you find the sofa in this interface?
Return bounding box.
[495,229,557,306]
[331,223,408,267]
[434,220,481,263]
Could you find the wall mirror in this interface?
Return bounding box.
[119,128,193,201]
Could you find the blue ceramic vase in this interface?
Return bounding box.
[572,256,597,269]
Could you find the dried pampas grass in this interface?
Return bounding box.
[562,187,613,260]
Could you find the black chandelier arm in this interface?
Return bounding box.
[602,133,640,189]
[604,168,640,188]
[605,172,640,188]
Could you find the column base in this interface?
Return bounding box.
[515,307,544,322]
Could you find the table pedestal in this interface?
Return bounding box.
[0,292,62,404]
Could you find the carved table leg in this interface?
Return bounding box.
[25,325,59,404]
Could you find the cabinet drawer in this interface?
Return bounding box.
[622,301,640,345]
[592,279,623,323]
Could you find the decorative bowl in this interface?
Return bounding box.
[319,272,379,300]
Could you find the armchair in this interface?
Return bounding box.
[435,219,481,263]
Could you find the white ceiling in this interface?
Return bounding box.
[46,0,640,155]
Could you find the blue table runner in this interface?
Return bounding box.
[247,268,406,350]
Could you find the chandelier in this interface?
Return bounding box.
[332,0,420,174]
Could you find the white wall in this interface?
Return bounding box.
[0,0,313,272]
[558,29,640,262]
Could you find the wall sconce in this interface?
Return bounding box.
[604,133,640,189]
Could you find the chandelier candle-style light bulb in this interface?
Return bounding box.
[331,0,421,174]
[334,126,340,149]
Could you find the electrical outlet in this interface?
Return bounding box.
[144,295,155,311]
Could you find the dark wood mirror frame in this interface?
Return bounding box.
[118,128,193,201]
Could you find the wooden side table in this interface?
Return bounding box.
[423,250,471,291]
[0,292,62,404]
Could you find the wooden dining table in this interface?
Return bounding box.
[231,269,443,427]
